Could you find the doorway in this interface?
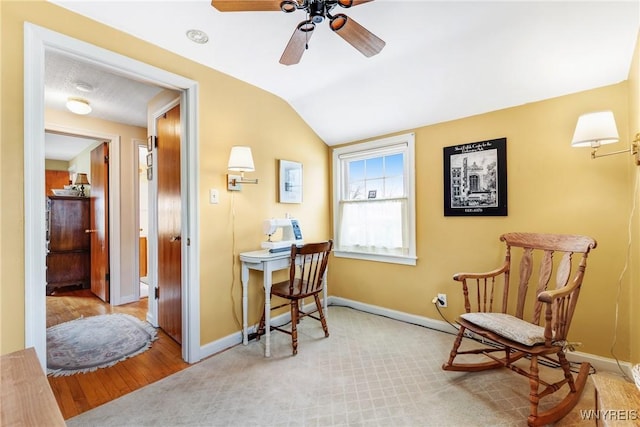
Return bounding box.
[24,23,201,368]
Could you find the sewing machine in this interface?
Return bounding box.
[261,218,303,252]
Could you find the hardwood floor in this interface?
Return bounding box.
[46,288,190,420]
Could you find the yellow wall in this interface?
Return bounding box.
[628,31,640,365]
[44,159,69,171]
[0,1,330,354]
[329,82,635,359]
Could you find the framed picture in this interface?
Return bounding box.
[146,153,153,167]
[147,135,154,152]
[443,137,507,216]
[146,167,152,181]
[279,160,303,204]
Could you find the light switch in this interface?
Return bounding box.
[209,189,219,204]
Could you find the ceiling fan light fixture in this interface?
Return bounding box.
[66,97,92,115]
[280,0,298,13]
[298,21,315,32]
[329,14,347,31]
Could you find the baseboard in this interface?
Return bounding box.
[568,350,634,378]
[199,296,633,377]
[329,296,459,336]
[199,330,243,359]
[198,310,299,359]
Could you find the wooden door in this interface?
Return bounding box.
[157,104,182,344]
[90,142,110,302]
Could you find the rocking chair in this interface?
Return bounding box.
[442,232,597,426]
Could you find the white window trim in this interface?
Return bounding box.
[332,133,417,266]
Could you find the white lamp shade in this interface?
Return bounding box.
[66,97,92,115]
[228,146,255,172]
[571,111,619,148]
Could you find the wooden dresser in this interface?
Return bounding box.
[46,196,91,295]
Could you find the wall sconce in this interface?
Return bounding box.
[74,173,90,197]
[227,146,259,191]
[571,110,639,164]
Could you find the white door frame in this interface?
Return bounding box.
[24,23,201,367]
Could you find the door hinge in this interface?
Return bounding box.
[187,237,191,246]
[154,287,159,300]
[104,155,109,163]
[105,272,110,282]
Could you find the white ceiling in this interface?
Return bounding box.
[48,0,639,146]
[45,50,164,128]
[44,132,103,161]
[44,50,165,160]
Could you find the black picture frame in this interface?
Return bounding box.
[443,137,507,216]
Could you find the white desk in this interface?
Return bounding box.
[239,249,328,357]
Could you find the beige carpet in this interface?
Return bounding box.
[68,306,596,426]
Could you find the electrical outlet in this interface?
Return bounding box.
[437,293,447,307]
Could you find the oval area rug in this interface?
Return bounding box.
[47,313,157,377]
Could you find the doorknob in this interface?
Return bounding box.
[85,229,98,233]
[169,235,181,242]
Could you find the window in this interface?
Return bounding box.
[332,133,416,265]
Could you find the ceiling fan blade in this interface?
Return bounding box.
[329,14,385,57]
[211,0,285,12]
[279,21,315,66]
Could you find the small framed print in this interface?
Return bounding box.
[146,153,153,167]
[443,137,507,216]
[147,135,154,152]
[146,167,152,181]
[278,159,303,204]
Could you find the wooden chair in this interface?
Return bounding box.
[442,232,597,426]
[257,240,333,355]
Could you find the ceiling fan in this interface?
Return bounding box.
[211,0,385,65]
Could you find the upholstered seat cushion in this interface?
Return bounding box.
[460,312,547,346]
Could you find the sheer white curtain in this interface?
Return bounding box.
[338,199,407,255]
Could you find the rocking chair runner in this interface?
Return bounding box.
[442,232,597,426]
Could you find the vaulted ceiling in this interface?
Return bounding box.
[48,1,639,146]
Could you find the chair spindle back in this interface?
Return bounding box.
[456,232,597,342]
[288,240,333,296]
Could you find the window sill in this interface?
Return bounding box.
[333,250,417,266]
